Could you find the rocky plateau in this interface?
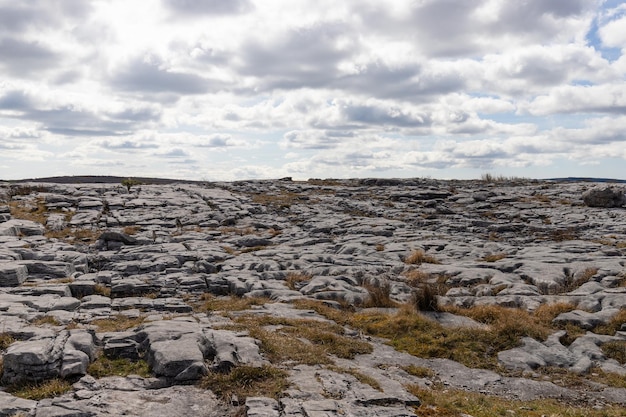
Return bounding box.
[0,177,625,416]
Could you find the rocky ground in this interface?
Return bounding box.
[0,177,625,417]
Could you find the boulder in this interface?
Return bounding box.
[0,262,28,286]
[582,186,626,208]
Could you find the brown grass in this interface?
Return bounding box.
[194,295,270,313]
[232,315,372,365]
[30,316,61,326]
[1,332,15,350]
[361,282,397,308]
[406,384,626,417]
[6,378,73,400]
[405,250,441,265]
[285,272,311,290]
[94,284,111,297]
[602,341,626,365]
[199,365,289,401]
[122,225,140,235]
[480,253,507,262]
[594,308,626,335]
[327,365,382,391]
[91,315,145,332]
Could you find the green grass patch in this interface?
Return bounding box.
[87,357,151,378]
[7,378,73,400]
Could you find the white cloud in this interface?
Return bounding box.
[0,0,624,181]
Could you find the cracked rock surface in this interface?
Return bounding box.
[1,178,625,416]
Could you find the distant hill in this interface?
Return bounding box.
[547,177,626,184]
[3,175,202,184]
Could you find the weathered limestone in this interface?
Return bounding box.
[1,178,626,414]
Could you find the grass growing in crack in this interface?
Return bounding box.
[406,385,626,417]
[327,365,382,391]
[285,272,311,290]
[594,308,626,335]
[403,365,435,379]
[480,253,507,262]
[296,301,568,371]
[601,341,626,365]
[361,282,397,308]
[194,294,270,313]
[88,357,151,378]
[94,284,111,297]
[6,379,73,400]
[91,315,145,332]
[31,316,61,326]
[199,365,289,401]
[1,332,15,350]
[231,315,372,365]
[405,250,440,265]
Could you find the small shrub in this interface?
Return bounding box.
[199,365,289,400]
[405,250,440,265]
[121,178,142,192]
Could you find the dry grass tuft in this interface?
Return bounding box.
[30,316,61,326]
[405,250,440,265]
[94,284,111,297]
[122,225,140,235]
[327,365,382,391]
[91,315,145,332]
[406,384,626,417]
[480,253,508,262]
[200,365,289,401]
[6,378,73,400]
[602,341,626,365]
[285,272,311,290]
[231,315,372,365]
[1,332,16,350]
[361,282,397,308]
[194,294,270,313]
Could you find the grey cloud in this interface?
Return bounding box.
[193,135,233,147]
[239,22,356,90]
[0,90,161,137]
[283,131,342,150]
[342,104,431,128]
[0,1,93,33]
[0,38,60,76]
[163,0,252,16]
[338,63,465,100]
[98,140,159,150]
[110,57,214,95]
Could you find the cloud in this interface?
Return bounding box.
[0,38,60,76]
[110,56,215,95]
[0,89,161,137]
[162,0,253,16]
[523,84,626,115]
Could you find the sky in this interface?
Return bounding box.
[1,0,625,181]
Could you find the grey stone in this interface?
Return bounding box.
[582,186,626,207]
[0,262,28,286]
